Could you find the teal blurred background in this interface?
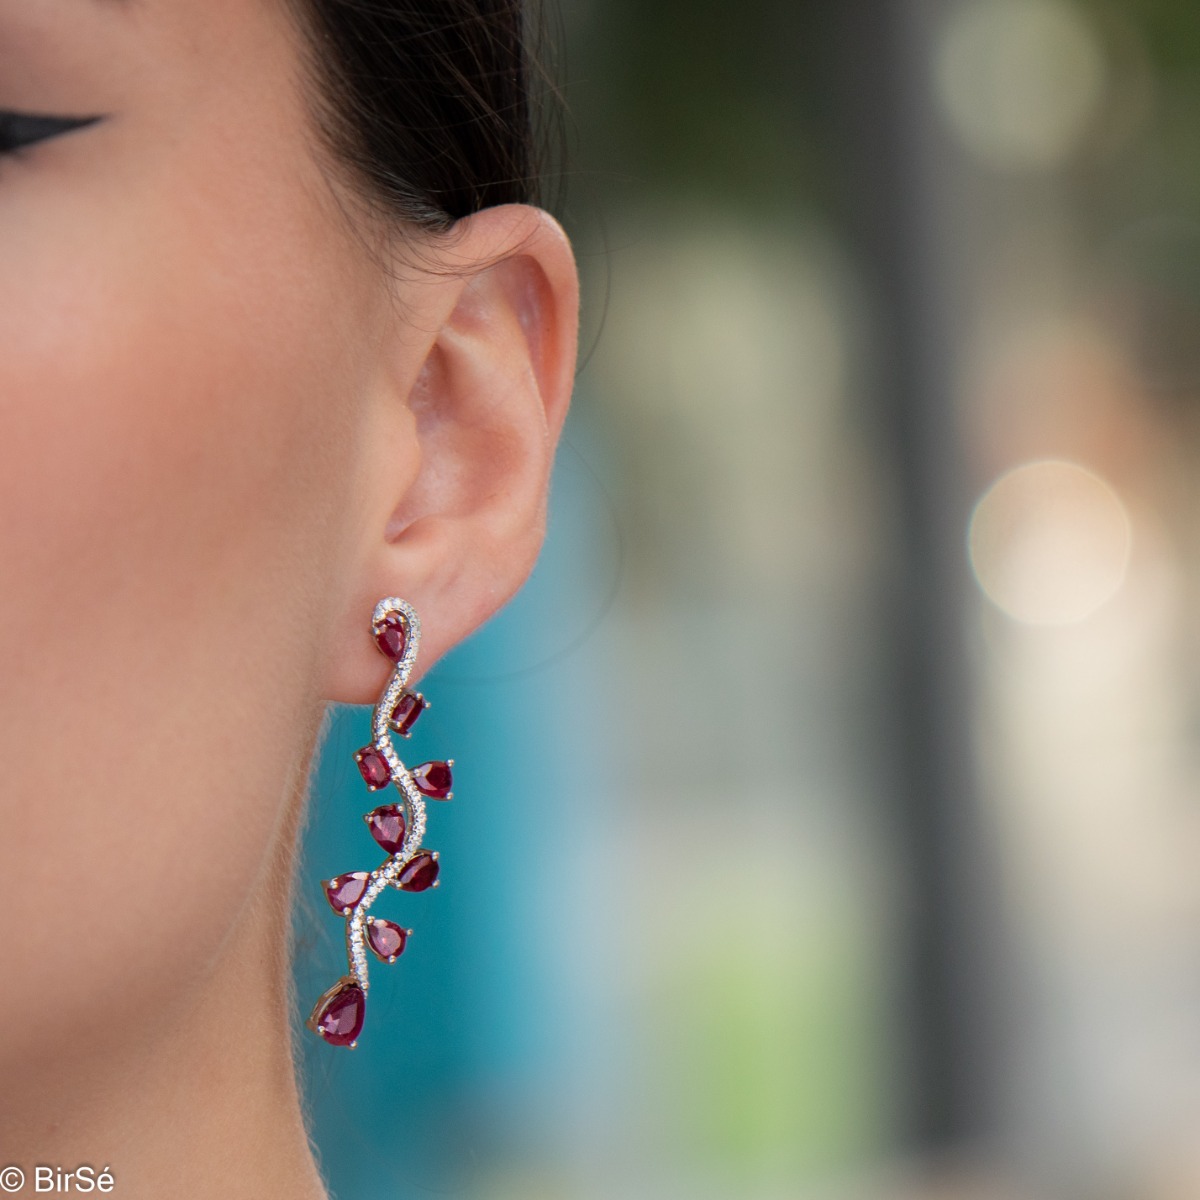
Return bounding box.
[297,2,1200,1196]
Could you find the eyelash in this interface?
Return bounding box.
[0,111,100,157]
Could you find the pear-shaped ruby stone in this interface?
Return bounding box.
[354,745,391,790]
[411,760,453,800]
[373,613,408,662]
[389,692,426,737]
[365,803,407,855]
[397,850,439,892]
[367,917,409,962]
[323,871,369,914]
[309,980,365,1047]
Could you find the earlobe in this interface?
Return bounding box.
[323,205,579,704]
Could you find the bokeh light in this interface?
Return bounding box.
[935,0,1107,171]
[968,459,1132,625]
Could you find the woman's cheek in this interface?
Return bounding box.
[0,149,365,1063]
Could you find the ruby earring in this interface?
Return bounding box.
[306,597,454,1048]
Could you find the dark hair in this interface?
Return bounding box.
[290,0,546,232]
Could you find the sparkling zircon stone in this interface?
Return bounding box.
[397,850,439,892]
[323,871,369,914]
[373,612,408,663]
[411,760,453,800]
[309,980,365,1047]
[364,803,407,855]
[367,918,409,962]
[388,692,427,737]
[354,745,391,790]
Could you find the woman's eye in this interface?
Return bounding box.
[0,111,100,156]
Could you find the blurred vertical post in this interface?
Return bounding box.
[830,0,1005,1157]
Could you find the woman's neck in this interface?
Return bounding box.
[1,846,326,1199]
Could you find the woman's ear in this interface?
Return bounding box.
[323,204,579,702]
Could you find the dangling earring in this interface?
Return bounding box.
[306,597,453,1048]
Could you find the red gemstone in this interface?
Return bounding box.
[397,850,439,892]
[323,871,369,914]
[389,692,427,737]
[365,803,407,855]
[373,613,408,663]
[411,760,453,800]
[354,745,391,790]
[367,918,409,962]
[308,979,365,1047]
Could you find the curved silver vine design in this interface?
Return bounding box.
[307,596,450,1048]
[344,596,432,993]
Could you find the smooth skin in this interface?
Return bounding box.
[0,1,578,1196]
